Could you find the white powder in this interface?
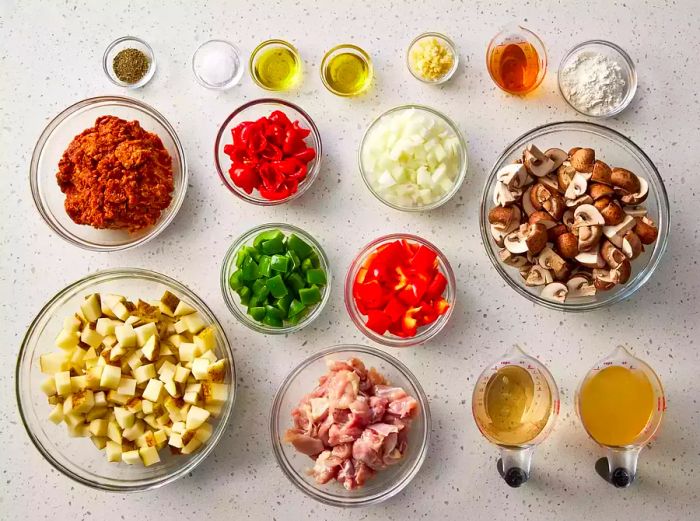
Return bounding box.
[560,52,627,116]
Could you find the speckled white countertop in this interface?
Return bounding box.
[1,0,699,519]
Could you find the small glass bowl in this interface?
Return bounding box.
[192,39,244,90]
[480,121,670,312]
[29,96,188,252]
[249,39,302,91]
[486,24,547,95]
[345,234,456,347]
[358,104,468,212]
[270,344,431,506]
[220,223,332,335]
[558,40,637,118]
[103,36,156,89]
[406,32,459,84]
[320,44,373,97]
[16,268,236,491]
[214,98,322,205]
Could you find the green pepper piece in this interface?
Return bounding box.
[299,285,322,306]
[307,251,320,268]
[270,254,290,273]
[265,305,286,321]
[253,229,284,250]
[237,286,251,306]
[287,250,301,271]
[300,258,314,273]
[235,248,249,268]
[252,279,270,300]
[306,268,327,286]
[262,314,283,328]
[287,233,313,259]
[248,306,266,321]
[228,270,244,290]
[287,307,309,325]
[275,294,292,315]
[244,245,260,262]
[288,299,306,318]
[241,259,259,281]
[266,274,288,298]
[286,272,305,293]
[261,236,285,255]
[256,255,272,278]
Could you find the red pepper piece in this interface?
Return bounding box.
[401,313,418,337]
[410,245,438,272]
[277,158,307,180]
[269,110,292,128]
[293,147,316,164]
[259,163,285,191]
[365,310,392,335]
[415,303,438,326]
[397,272,429,306]
[283,129,306,155]
[259,185,291,201]
[265,123,286,147]
[353,280,387,309]
[383,297,407,323]
[434,297,450,315]
[425,272,448,299]
[229,164,260,194]
[393,266,408,291]
[260,142,283,161]
[291,121,311,139]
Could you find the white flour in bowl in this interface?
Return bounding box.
[560,52,627,116]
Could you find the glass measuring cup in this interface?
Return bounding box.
[472,346,559,487]
[486,24,547,95]
[576,346,665,488]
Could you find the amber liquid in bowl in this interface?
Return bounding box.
[488,41,540,94]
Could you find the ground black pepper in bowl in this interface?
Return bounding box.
[113,48,150,84]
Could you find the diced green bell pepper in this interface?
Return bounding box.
[287,307,309,325]
[252,279,270,300]
[270,254,290,273]
[301,258,314,273]
[228,270,244,290]
[266,274,288,298]
[241,258,259,281]
[288,299,306,318]
[286,272,305,293]
[275,294,292,314]
[306,268,327,285]
[237,286,251,306]
[287,233,313,259]
[262,314,283,328]
[257,255,272,278]
[253,229,284,250]
[261,236,285,255]
[299,285,322,306]
[248,306,266,321]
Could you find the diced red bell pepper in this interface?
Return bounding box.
[425,272,448,299]
[260,142,283,161]
[383,297,407,323]
[258,185,291,201]
[229,164,260,194]
[434,297,450,315]
[283,128,306,155]
[259,163,286,191]
[401,313,418,337]
[393,266,408,291]
[365,310,392,335]
[410,245,438,272]
[397,273,429,306]
[356,268,369,285]
[353,280,387,309]
[269,110,291,128]
[291,121,311,139]
[415,304,438,326]
[293,147,316,163]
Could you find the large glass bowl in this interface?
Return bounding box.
[15,268,236,491]
[220,223,331,335]
[479,121,670,312]
[270,344,430,507]
[358,105,468,212]
[345,233,456,347]
[29,96,188,252]
[214,98,322,205]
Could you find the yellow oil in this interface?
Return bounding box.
[252,46,300,90]
[579,365,654,447]
[478,365,552,445]
[323,52,370,96]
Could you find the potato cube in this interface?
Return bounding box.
[185,406,210,431]
[136,430,156,448]
[89,418,108,437]
[141,400,155,415]
[153,429,167,446]
[178,343,197,363]
[140,335,159,362]
[101,294,124,316]
[91,436,108,450]
[194,327,216,352]
[133,363,156,384]
[40,352,70,375]
[94,391,107,408]
[195,422,213,443]
[117,377,137,397]
[139,445,160,467]
[173,365,190,384]
[109,343,127,362]
[86,366,104,389]
[72,390,95,414]
[80,294,102,323]
[107,390,129,405]
[63,315,82,332]
[125,397,143,414]
[207,360,226,383]
[122,420,145,442]
[114,407,135,429]
[157,360,177,382]
[86,407,108,422]
[163,379,178,398]
[202,382,228,405]
[55,371,72,396]
[126,349,144,372]
[181,313,206,334]
[122,450,141,465]
[71,375,88,392]
[48,403,64,424]
[100,365,121,390]
[80,328,103,348]
[191,358,210,380]
[55,329,80,350]
[135,322,158,347]
[64,413,85,429]
[102,335,117,348]
[105,440,122,462]
[41,377,57,396]
[180,436,202,455]
[142,379,164,402]
[167,334,187,347]
[174,301,196,317]
[115,324,136,348]
[95,317,118,336]
[168,433,183,448]
[159,344,173,356]
[107,421,121,443]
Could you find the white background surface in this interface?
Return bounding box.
[1,0,699,519]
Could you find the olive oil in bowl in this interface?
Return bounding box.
[321,44,372,96]
[250,40,301,91]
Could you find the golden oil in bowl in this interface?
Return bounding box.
[250,40,301,91]
[321,44,372,96]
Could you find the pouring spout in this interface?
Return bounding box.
[498,446,535,488]
[605,446,641,488]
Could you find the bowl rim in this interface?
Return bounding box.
[29,95,188,252]
[320,43,373,97]
[248,39,302,91]
[213,98,322,205]
[269,343,431,507]
[557,39,638,118]
[192,39,244,90]
[102,36,156,89]
[15,267,237,492]
[406,32,459,85]
[220,222,332,334]
[479,120,670,312]
[358,104,468,212]
[344,233,456,347]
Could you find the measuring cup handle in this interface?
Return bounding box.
[605,446,641,488]
[499,446,534,488]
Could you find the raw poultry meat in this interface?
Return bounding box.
[284,357,419,490]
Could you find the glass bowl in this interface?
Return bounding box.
[214,98,322,205]
[320,44,373,97]
[270,344,430,506]
[345,233,456,347]
[15,268,236,491]
[220,223,332,334]
[406,32,459,85]
[249,39,302,91]
[479,121,670,312]
[358,105,468,212]
[29,96,188,252]
[103,36,156,89]
[558,40,637,118]
[192,39,244,90]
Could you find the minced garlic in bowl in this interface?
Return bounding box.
[407,32,457,84]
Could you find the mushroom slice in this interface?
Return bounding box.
[589,183,615,201]
[538,246,569,280]
[543,193,565,221]
[612,259,632,284]
[521,186,537,216]
[493,181,519,207]
[499,249,530,268]
[565,194,594,208]
[624,205,648,218]
[504,223,548,255]
[577,225,603,252]
[634,216,659,244]
[573,204,605,227]
[538,175,561,195]
[562,209,575,230]
[545,148,568,171]
[528,210,557,229]
[593,269,617,291]
[611,168,641,194]
[601,240,627,268]
[564,172,588,200]
[497,163,529,190]
[602,214,636,247]
[557,163,576,191]
[570,148,595,173]
[566,274,597,297]
[524,144,556,177]
[490,220,520,247]
[540,282,568,303]
[621,231,643,259]
[590,160,612,185]
[576,249,606,269]
[489,205,522,231]
[621,177,649,205]
[525,265,553,286]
